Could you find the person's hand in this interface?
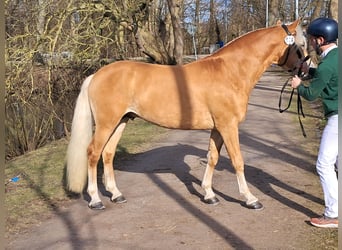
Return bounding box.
[294,61,309,76]
[299,61,309,74]
[291,75,301,89]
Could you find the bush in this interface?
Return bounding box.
[5,63,96,160]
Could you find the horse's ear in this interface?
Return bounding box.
[288,18,302,32]
[276,20,282,26]
[293,18,302,27]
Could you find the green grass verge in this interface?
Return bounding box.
[5,118,168,237]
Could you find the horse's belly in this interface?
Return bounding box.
[138,110,214,130]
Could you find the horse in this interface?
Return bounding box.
[66,19,307,210]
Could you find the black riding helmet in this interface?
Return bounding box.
[307,17,338,43]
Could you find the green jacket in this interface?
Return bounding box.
[298,47,338,118]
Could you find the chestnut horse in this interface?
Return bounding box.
[67,20,307,210]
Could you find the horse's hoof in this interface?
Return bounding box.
[204,197,220,205]
[246,201,264,210]
[89,201,105,210]
[111,195,127,204]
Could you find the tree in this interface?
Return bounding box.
[268,0,281,25]
[328,0,337,20]
[167,0,184,64]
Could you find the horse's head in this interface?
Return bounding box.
[277,19,308,75]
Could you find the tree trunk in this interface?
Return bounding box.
[167,0,183,65]
[194,0,200,54]
[269,0,281,25]
[329,0,338,20]
[310,0,323,20]
[208,0,216,45]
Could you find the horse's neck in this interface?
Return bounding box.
[213,27,284,90]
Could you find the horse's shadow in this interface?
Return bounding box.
[92,144,221,204]
[86,141,322,218]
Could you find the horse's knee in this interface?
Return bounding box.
[231,158,244,172]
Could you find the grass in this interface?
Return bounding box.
[5,118,169,238]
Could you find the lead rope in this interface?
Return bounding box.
[278,56,311,138]
[278,77,307,137]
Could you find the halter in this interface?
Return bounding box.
[278,24,305,69]
[277,44,305,68]
[278,23,310,138]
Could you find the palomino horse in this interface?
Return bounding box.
[67,19,307,210]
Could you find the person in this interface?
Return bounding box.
[291,17,338,228]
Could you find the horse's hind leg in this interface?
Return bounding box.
[87,126,116,209]
[219,124,263,210]
[202,129,224,204]
[102,118,129,204]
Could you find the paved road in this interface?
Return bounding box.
[7,69,327,249]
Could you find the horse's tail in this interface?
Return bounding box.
[66,74,94,193]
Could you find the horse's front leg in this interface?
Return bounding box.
[219,124,263,210]
[202,129,224,204]
[102,119,128,204]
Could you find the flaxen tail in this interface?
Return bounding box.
[66,75,94,193]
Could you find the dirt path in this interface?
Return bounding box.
[6,69,337,249]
